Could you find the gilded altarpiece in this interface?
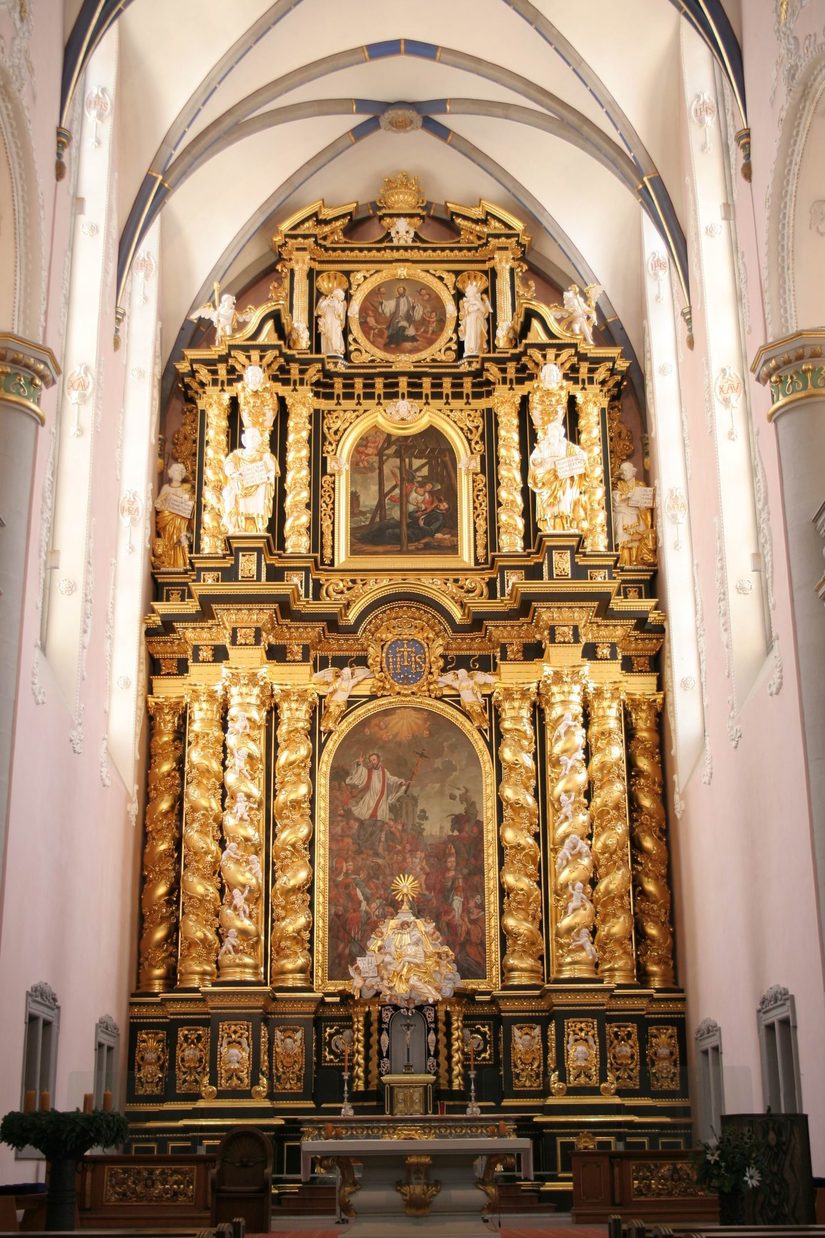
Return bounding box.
[128,174,690,1193]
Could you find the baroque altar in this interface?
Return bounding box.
[128,172,688,1204]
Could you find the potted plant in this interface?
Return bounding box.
[0,1109,128,1231]
[696,1125,766,1225]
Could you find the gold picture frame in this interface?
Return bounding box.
[347,266,457,363]
[313,696,501,994]
[334,406,474,569]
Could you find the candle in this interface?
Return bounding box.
[343,1044,349,1070]
[23,1090,36,1113]
[82,1093,94,1113]
[469,1040,475,1068]
[39,1091,50,1111]
[102,1090,113,1112]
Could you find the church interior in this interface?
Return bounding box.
[0,1,824,1232]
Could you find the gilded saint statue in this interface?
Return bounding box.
[458,276,492,357]
[152,461,194,569]
[612,460,656,566]
[221,426,279,535]
[528,414,588,533]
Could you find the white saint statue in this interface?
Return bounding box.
[612,460,656,566]
[316,286,347,356]
[528,414,588,533]
[458,277,492,357]
[221,426,279,535]
[152,461,194,569]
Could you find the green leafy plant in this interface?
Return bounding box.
[0,1109,128,1162]
[696,1125,767,1195]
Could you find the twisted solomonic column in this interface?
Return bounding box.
[493,386,524,552]
[138,698,186,991]
[540,670,596,978]
[494,683,544,985]
[587,683,635,983]
[271,685,316,987]
[625,693,675,987]
[178,683,224,987]
[283,388,313,553]
[576,387,609,552]
[219,668,271,982]
[199,387,230,554]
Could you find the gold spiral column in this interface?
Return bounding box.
[138,697,186,991]
[540,669,596,979]
[625,693,675,987]
[576,387,609,552]
[271,685,316,987]
[283,388,313,553]
[493,386,524,553]
[178,683,224,987]
[587,682,635,983]
[219,668,270,982]
[494,683,544,985]
[199,387,230,554]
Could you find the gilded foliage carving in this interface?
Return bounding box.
[178,685,224,987]
[175,1027,210,1093]
[576,388,608,552]
[473,473,488,562]
[511,1023,543,1090]
[493,387,524,552]
[171,401,199,483]
[273,1026,305,1092]
[135,1030,168,1095]
[217,1021,252,1090]
[199,389,230,555]
[588,684,635,983]
[138,698,185,992]
[284,389,313,553]
[565,1017,600,1086]
[104,1166,196,1204]
[606,1023,640,1088]
[271,686,316,987]
[647,1025,680,1090]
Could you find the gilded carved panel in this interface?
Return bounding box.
[511,1023,543,1090]
[175,1027,210,1093]
[104,1165,196,1204]
[134,1030,168,1095]
[647,1025,680,1090]
[273,1026,305,1092]
[217,1021,252,1090]
[607,1023,640,1089]
[565,1018,599,1086]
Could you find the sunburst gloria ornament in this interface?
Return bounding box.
[391,873,421,909]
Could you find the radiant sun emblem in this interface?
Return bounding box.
[391,873,421,909]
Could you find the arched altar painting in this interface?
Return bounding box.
[349,424,458,555]
[321,704,490,987]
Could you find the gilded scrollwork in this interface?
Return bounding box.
[178,684,224,987]
[135,1030,168,1095]
[494,683,544,985]
[607,1023,640,1088]
[104,1166,195,1204]
[587,683,635,983]
[576,387,609,552]
[473,473,488,562]
[219,668,270,981]
[511,1023,543,1089]
[493,387,524,552]
[565,1017,599,1086]
[273,1026,305,1092]
[199,388,230,554]
[138,698,185,992]
[540,669,596,979]
[176,1027,210,1092]
[217,1020,252,1090]
[284,388,313,553]
[647,1025,680,1090]
[320,473,335,563]
[271,686,316,987]
[626,694,676,987]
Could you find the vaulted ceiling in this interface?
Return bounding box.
[62,0,744,377]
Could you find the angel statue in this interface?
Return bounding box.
[312,664,372,733]
[189,285,254,345]
[560,283,601,345]
[438,667,497,732]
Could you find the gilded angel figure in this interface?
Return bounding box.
[438,667,497,732]
[312,665,372,733]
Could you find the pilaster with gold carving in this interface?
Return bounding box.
[493,387,524,553]
[178,684,224,987]
[219,668,271,981]
[493,249,515,348]
[625,693,675,987]
[199,388,230,554]
[138,698,186,991]
[271,685,316,987]
[576,387,609,552]
[283,389,313,554]
[494,684,544,985]
[587,683,635,983]
[289,249,311,348]
[540,670,596,978]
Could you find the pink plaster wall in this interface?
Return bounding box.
[0,6,142,1183]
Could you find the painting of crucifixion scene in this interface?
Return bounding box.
[348,424,459,555]
[324,705,489,986]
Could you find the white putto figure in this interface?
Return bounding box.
[220,425,279,535]
[311,665,372,733]
[458,277,492,357]
[316,287,347,356]
[438,668,497,733]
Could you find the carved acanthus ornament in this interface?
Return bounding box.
[138,698,185,991]
[271,685,317,987]
[284,388,313,553]
[199,388,230,554]
[576,387,609,552]
[178,684,224,986]
[540,670,596,979]
[493,387,524,552]
[219,668,270,981]
[625,694,675,987]
[493,683,544,985]
[587,683,635,983]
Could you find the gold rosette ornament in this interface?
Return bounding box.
[349,875,461,1007]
